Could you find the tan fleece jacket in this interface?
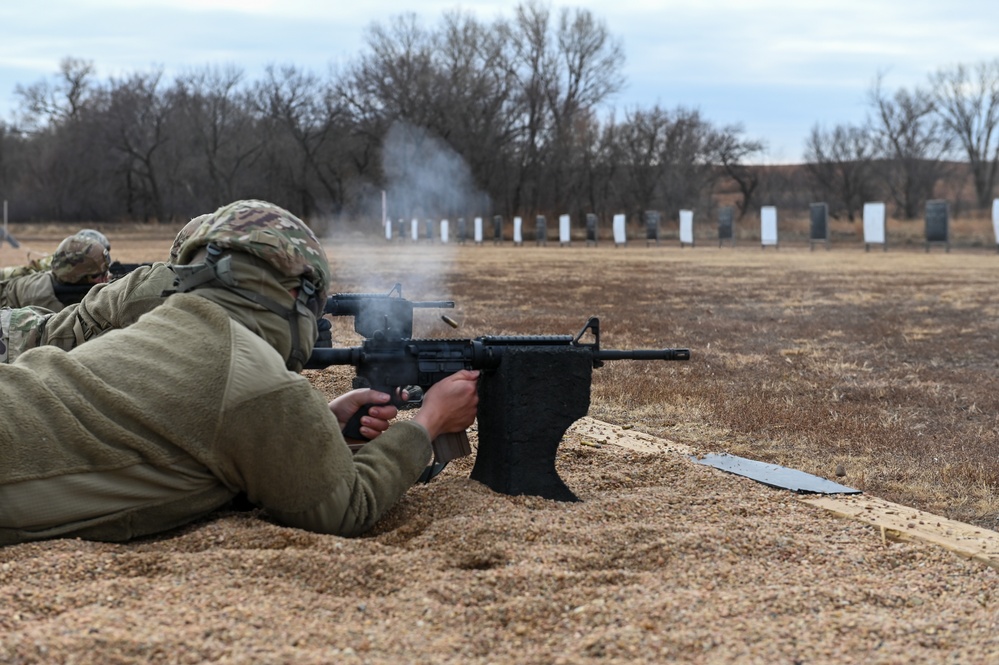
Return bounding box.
[0,293,433,545]
[1,263,177,363]
[0,271,63,311]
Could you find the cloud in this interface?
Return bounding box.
[3,0,999,162]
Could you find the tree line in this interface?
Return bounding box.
[1,2,997,228]
[803,64,999,223]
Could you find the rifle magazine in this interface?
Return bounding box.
[431,431,472,463]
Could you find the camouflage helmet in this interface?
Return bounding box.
[50,234,112,285]
[76,228,111,251]
[176,199,330,297]
[169,213,212,264]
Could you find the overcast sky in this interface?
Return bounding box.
[2,0,998,163]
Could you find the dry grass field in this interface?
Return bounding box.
[2,220,999,663]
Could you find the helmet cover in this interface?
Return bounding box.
[176,200,329,297]
[50,234,111,284]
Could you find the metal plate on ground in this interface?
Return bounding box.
[693,453,861,494]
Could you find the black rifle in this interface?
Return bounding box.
[50,262,151,305]
[52,281,96,307]
[305,316,690,485]
[306,316,688,406]
[323,282,455,339]
[109,261,154,281]
[317,283,459,478]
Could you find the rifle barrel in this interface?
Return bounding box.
[412,301,455,309]
[304,341,691,371]
[596,348,691,361]
[323,296,454,315]
[303,346,358,369]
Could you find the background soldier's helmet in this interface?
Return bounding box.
[50,234,112,285]
[169,214,212,264]
[76,228,111,252]
[177,199,330,299]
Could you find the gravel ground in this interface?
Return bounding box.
[1,415,998,664]
[2,235,999,663]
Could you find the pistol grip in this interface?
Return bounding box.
[343,389,407,441]
[342,404,373,441]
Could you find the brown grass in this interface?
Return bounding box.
[4,224,998,528]
[4,225,999,662]
[312,235,999,530]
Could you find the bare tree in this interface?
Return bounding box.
[660,109,719,215]
[342,13,442,215]
[502,1,623,215]
[353,9,521,220]
[930,59,999,209]
[348,13,438,127]
[503,1,557,214]
[173,65,263,209]
[432,10,520,213]
[580,113,623,219]
[545,5,624,213]
[869,75,951,219]
[14,57,96,131]
[0,122,26,211]
[609,106,705,219]
[0,122,10,181]
[101,69,174,222]
[804,123,878,220]
[12,57,114,220]
[550,7,624,123]
[253,64,352,218]
[353,9,520,217]
[709,125,765,218]
[345,3,622,219]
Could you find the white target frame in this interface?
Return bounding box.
[863,201,887,251]
[679,209,694,247]
[613,214,626,246]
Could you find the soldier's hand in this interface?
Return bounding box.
[315,317,333,348]
[329,389,400,441]
[414,370,479,440]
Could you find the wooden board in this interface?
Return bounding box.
[801,494,999,569]
[568,417,692,455]
[572,418,999,569]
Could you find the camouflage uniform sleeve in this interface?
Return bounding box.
[0,256,51,281]
[0,306,54,363]
[40,263,175,350]
[2,272,63,311]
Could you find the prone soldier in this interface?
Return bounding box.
[0,199,478,545]
[0,228,111,280]
[0,232,111,311]
[0,215,209,363]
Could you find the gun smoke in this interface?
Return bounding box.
[325,120,488,335]
[382,120,488,224]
